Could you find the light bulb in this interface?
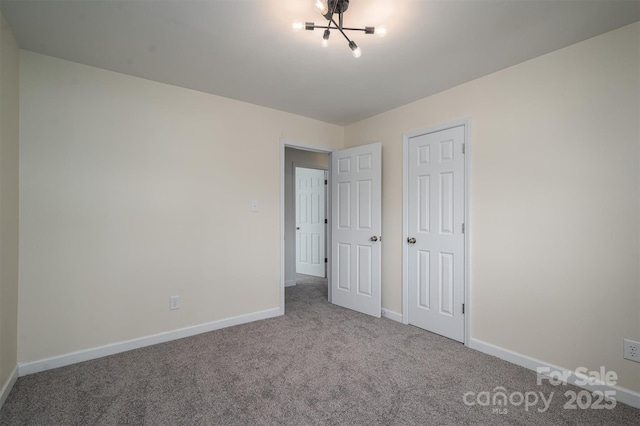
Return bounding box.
[292,21,303,31]
[321,28,329,47]
[349,41,362,58]
[315,0,328,15]
[375,27,387,37]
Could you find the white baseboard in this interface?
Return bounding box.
[19,307,281,377]
[0,365,18,408]
[469,337,640,410]
[285,280,296,287]
[381,309,403,323]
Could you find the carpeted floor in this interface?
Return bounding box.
[1,274,639,425]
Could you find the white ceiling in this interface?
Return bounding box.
[2,0,639,126]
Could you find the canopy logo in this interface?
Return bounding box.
[463,388,554,413]
[462,366,618,414]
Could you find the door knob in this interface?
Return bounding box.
[407,237,416,244]
[370,236,378,242]
[296,227,300,230]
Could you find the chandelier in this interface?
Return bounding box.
[293,0,386,58]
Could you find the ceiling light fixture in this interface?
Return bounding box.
[293,0,386,58]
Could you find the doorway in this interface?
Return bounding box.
[280,140,383,319]
[281,145,331,312]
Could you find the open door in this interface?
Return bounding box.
[331,143,382,317]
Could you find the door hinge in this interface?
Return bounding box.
[462,143,465,154]
[462,303,465,314]
[462,223,465,233]
[325,219,328,224]
[324,179,328,185]
[325,258,327,263]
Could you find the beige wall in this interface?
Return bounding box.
[18,51,342,363]
[284,148,330,286]
[344,23,640,392]
[0,12,20,391]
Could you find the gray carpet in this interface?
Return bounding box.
[1,274,638,425]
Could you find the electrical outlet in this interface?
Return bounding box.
[170,295,180,311]
[624,339,639,362]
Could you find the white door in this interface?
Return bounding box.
[407,125,465,342]
[331,143,382,318]
[296,167,326,277]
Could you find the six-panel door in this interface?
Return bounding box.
[407,125,465,342]
[296,167,326,277]
[331,143,382,318]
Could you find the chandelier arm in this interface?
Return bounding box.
[309,24,340,30]
[330,17,354,43]
[339,27,369,32]
[311,24,365,31]
[312,24,369,32]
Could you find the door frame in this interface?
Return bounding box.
[402,118,472,345]
[293,165,328,280]
[280,139,335,315]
